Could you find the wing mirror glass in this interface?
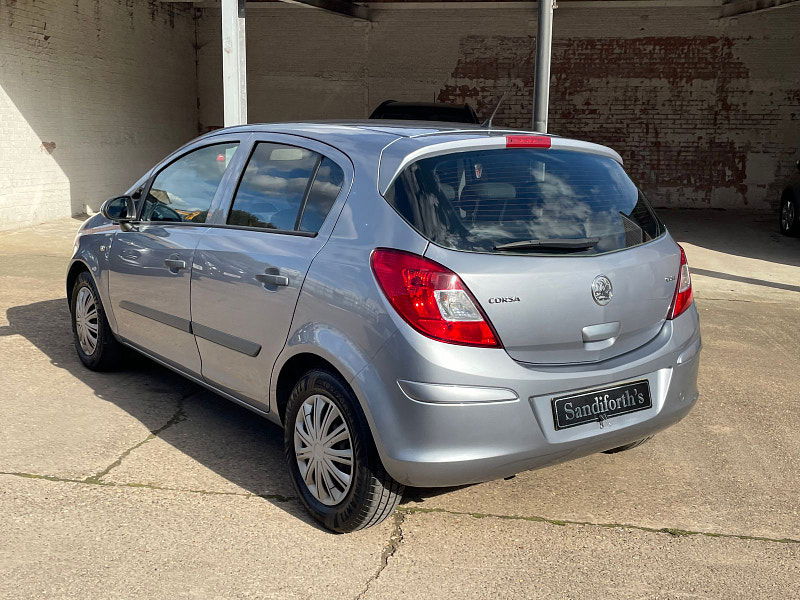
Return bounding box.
[101,196,137,230]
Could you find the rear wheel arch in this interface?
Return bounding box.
[274,352,352,424]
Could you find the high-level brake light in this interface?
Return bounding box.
[505,135,551,149]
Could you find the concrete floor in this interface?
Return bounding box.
[1,211,798,599]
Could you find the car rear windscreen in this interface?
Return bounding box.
[385,148,664,255]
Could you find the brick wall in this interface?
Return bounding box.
[0,0,198,231]
[197,4,800,210]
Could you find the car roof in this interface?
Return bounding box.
[198,121,624,193]
[205,120,500,139]
[199,120,550,154]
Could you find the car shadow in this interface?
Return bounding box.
[0,297,329,531]
[659,208,800,269]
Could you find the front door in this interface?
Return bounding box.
[190,137,350,409]
[108,140,241,374]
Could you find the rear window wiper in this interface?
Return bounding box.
[494,237,600,251]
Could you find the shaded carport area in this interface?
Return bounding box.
[2,0,800,597]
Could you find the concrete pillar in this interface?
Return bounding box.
[221,0,247,126]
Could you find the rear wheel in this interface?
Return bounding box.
[602,436,653,454]
[779,193,800,236]
[284,369,404,533]
[70,271,122,371]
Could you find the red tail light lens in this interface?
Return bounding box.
[668,245,693,319]
[370,248,500,348]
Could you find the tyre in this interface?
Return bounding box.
[602,436,653,454]
[284,369,404,533]
[779,193,800,237]
[70,270,123,371]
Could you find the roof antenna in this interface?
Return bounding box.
[482,91,509,129]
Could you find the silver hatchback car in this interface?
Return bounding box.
[68,122,701,532]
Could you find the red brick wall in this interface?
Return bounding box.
[436,29,799,209]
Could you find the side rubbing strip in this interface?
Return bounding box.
[119,301,192,333]
[192,322,262,357]
[118,302,261,357]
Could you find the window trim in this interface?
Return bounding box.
[135,140,242,225]
[123,220,317,237]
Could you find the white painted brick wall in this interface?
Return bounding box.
[0,0,198,231]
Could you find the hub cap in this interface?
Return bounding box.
[294,394,353,506]
[781,199,795,232]
[74,287,99,355]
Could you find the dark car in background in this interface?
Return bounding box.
[779,159,800,236]
[370,100,479,124]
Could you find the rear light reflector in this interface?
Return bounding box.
[667,245,694,319]
[505,135,551,148]
[370,248,500,348]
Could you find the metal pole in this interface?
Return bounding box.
[221,0,247,127]
[533,0,554,132]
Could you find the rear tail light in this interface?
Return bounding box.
[667,245,693,319]
[370,248,500,348]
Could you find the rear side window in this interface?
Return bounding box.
[385,148,664,255]
[228,143,344,233]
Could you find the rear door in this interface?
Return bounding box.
[190,135,352,408]
[107,138,241,373]
[387,144,680,365]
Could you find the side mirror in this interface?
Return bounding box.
[796,159,800,174]
[101,196,136,231]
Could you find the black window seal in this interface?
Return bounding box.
[126,221,317,237]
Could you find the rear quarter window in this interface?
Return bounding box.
[385,148,664,255]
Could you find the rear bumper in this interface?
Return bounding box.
[353,306,701,488]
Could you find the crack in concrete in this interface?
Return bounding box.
[82,391,194,484]
[0,471,295,502]
[4,470,798,547]
[356,511,406,600]
[397,506,800,545]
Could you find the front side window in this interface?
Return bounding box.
[141,143,239,223]
[386,148,664,255]
[227,143,345,233]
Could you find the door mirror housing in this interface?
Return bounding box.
[101,196,137,231]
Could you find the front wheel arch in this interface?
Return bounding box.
[66,260,90,302]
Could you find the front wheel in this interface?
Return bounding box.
[70,270,123,371]
[779,193,800,236]
[284,370,404,533]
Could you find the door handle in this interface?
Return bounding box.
[255,269,289,287]
[164,258,187,272]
